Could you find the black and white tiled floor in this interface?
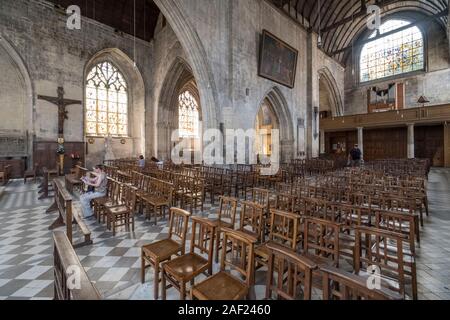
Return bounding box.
[0,169,450,300]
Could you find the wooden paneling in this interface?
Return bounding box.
[321,104,450,132]
[0,159,26,178]
[33,142,85,175]
[325,131,357,155]
[415,125,444,167]
[363,128,407,161]
[445,125,450,168]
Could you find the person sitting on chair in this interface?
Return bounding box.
[80,165,108,219]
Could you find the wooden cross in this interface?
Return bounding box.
[38,87,82,137]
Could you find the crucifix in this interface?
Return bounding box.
[38,87,82,175]
[38,87,82,137]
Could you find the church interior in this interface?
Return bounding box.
[1,0,450,301]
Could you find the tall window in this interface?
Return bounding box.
[178,91,200,138]
[85,62,128,136]
[360,20,424,82]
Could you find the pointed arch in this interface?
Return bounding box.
[153,0,219,130]
[257,87,295,162]
[318,67,344,116]
[0,34,34,165]
[84,48,146,163]
[156,57,201,159]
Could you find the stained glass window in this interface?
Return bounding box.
[178,91,200,138]
[85,62,128,136]
[360,20,424,82]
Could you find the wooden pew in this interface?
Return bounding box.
[38,167,58,200]
[53,231,101,300]
[0,164,11,185]
[65,165,89,195]
[47,179,93,248]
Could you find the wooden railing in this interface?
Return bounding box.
[53,231,100,300]
[321,104,450,131]
[47,179,92,248]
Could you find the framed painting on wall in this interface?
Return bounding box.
[258,30,298,89]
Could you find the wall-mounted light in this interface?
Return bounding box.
[417,96,430,108]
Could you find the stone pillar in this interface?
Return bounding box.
[357,127,364,160]
[407,123,415,159]
[320,130,325,154]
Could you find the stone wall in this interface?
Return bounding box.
[0,0,151,167]
[154,0,345,160]
[344,18,450,115]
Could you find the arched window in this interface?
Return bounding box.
[360,20,424,82]
[85,61,128,136]
[178,90,200,138]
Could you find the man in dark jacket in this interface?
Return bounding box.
[349,144,362,167]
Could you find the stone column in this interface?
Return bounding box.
[357,127,364,160]
[320,130,325,154]
[407,123,415,159]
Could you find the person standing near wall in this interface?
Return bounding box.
[349,144,362,167]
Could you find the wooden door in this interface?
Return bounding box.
[415,125,444,167]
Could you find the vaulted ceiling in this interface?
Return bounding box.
[47,0,161,42]
[270,0,448,64]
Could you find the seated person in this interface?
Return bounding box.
[80,165,108,219]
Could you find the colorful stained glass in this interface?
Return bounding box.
[85,62,128,136]
[178,91,200,138]
[360,20,424,82]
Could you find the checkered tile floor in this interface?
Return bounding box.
[1,169,450,300]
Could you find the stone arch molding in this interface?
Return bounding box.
[153,0,220,130]
[0,34,34,164]
[257,87,295,162]
[318,67,344,117]
[156,57,199,160]
[84,48,146,160]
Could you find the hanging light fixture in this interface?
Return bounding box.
[317,0,322,47]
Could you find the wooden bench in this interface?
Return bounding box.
[53,231,101,300]
[0,164,11,185]
[65,165,89,195]
[38,167,59,200]
[47,179,93,248]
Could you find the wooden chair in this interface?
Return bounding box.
[320,265,403,300]
[211,196,239,263]
[302,217,342,268]
[142,179,173,225]
[161,217,217,300]
[190,228,257,300]
[105,184,136,236]
[354,226,417,300]
[375,209,419,252]
[182,176,205,214]
[141,208,191,300]
[255,209,301,269]
[24,163,39,184]
[238,200,265,243]
[265,242,317,300]
[94,179,122,223]
[65,165,88,194]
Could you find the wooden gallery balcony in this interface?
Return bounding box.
[320,104,450,167]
